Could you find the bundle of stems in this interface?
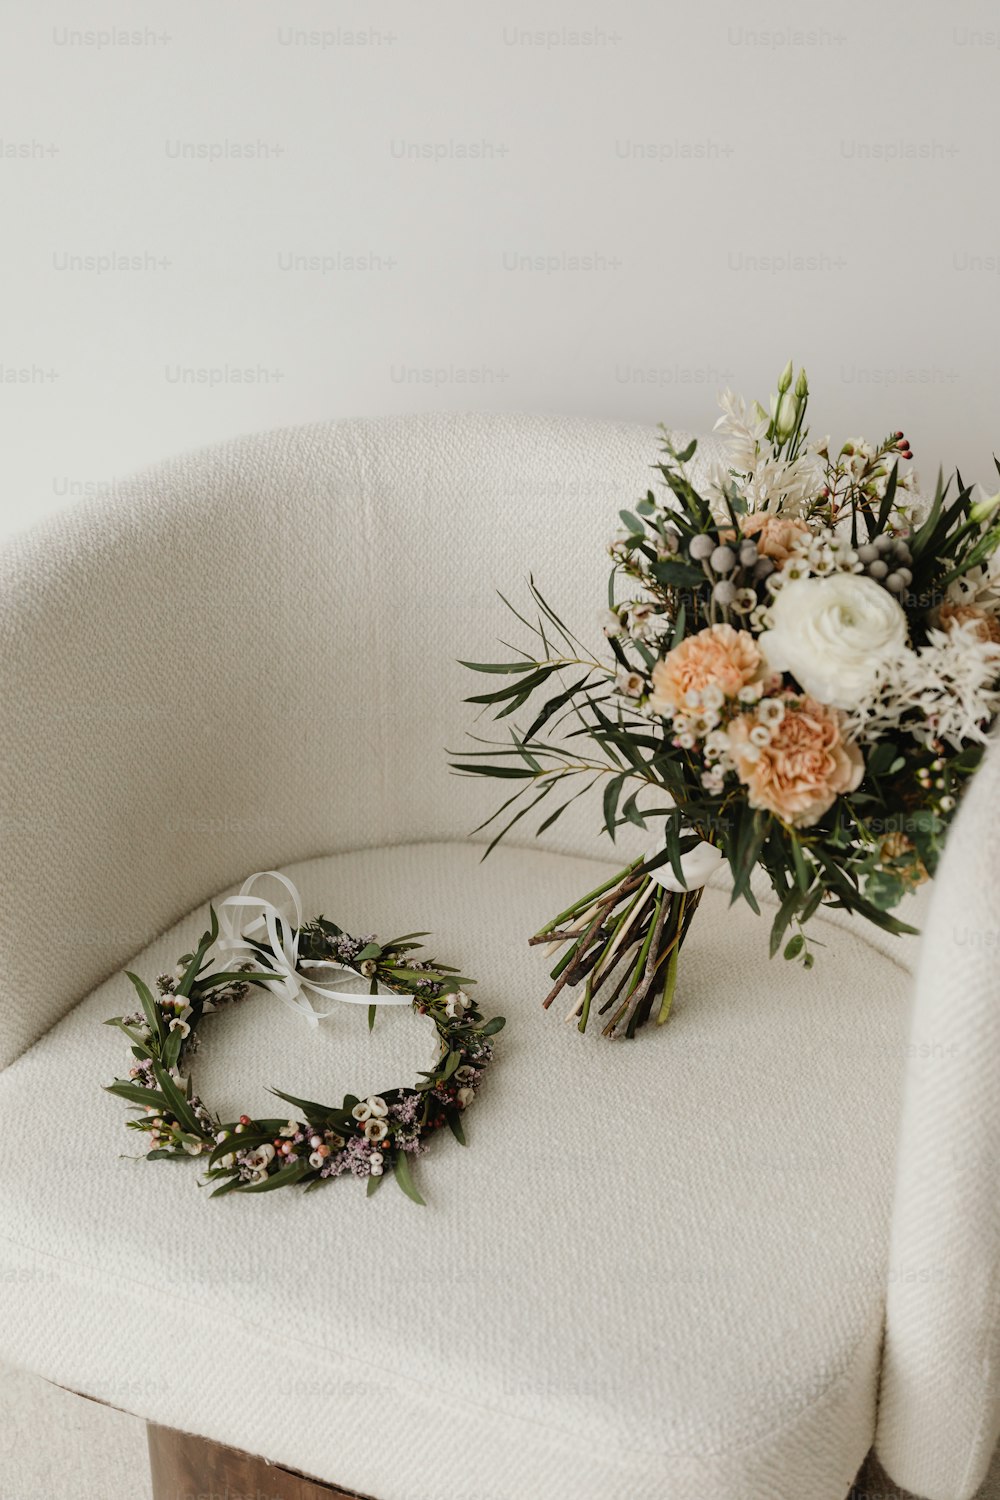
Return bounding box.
[531,857,704,1038]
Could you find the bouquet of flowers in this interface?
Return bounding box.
[454,363,1000,1037]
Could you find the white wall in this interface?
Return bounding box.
[2,0,998,539]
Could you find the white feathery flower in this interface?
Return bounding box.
[742,451,825,517]
[713,389,769,474]
[842,622,1000,749]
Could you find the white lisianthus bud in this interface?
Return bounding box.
[777,359,794,393]
[774,390,799,442]
[970,486,1000,524]
[759,574,908,708]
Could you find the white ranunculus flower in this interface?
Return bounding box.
[759,574,908,708]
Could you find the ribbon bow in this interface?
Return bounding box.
[213,870,411,1028]
[645,834,725,893]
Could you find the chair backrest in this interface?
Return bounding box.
[0,412,725,1067]
[876,731,1000,1500]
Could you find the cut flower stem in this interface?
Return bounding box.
[534,863,705,1038]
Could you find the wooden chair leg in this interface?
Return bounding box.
[147,1421,373,1500]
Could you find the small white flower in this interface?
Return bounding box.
[359,959,377,978]
[748,724,772,747]
[602,609,623,637]
[182,1139,203,1157]
[615,670,645,699]
[684,688,702,709]
[628,602,669,642]
[731,587,759,614]
[454,1065,477,1084]
[279,1119,298,1138]
[456,1087,475,1108]
[246,1167,268,1184]
[243,1144,276,1172]
[701,684,724,710]
[168,1017,190,1038]
[308,1151,325,1169]
[704,729,730,761]
[352,1096,388,1122]
[368,1151,385,1177]
[444,991,470,1019]
[757,697,786,727]
[675,732,695,749]
[737,683,763,704]
[364,1118,389,1142]
[782,558,811,582]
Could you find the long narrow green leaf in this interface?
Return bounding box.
[105,1081,169,1111]
[457,659,544,674]
[451,763,537,779]
[874,460,899,534]
[392,1149,426,1205]
[126,972,164,1045]
[235,1160,313,1194]
[152,1063,202,1135]
[465,665,559,705]
[769,886,804,958]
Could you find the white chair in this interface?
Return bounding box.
[0,413,995,1500]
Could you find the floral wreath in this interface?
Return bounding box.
[104,872,504,1201]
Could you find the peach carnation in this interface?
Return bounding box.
[740,511,811,566]
[649,624,763,714]
[938,601,1000,645]
[727,696,864,828]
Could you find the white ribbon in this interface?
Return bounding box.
[213,870,411,1028]
[645,835,725,893]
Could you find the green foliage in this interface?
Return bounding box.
[105,907,504,1199]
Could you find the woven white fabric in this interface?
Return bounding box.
[0,411,991,1498]
[0,842,915,1500]
[0,413,721,1071]
[875,733,1000,1500]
